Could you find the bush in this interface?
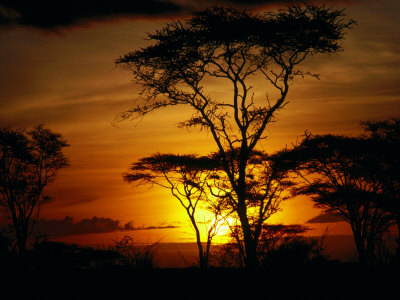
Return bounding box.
[210,243,244,268]
[260,236,327,267]
[29,240,119,270]
[112,236,159,269]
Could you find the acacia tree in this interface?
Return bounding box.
[124,153,225,268]
[125,149,292,268]
[116,5,354,267]
[277,134,392,265]
[0,125,69,255]
[362,119,400,247]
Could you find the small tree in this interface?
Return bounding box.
[0,125,69,255]
[125,149,293,268]
[124,153,224,268]
[362,118,400,249]
[277,134,392,265]
[116,5,354,267]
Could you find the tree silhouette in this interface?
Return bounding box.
[276,134,392,265]
[116,5,354,267]
[125,149,294,267]
[0,125,69,255]
[124,153,224,268]
[362,118,400,249]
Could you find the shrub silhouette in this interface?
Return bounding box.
[260,236,326,267]
[28,240,119,271]
[111,236,159,269]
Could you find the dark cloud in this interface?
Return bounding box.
[123,221,180,231]
[222,0,285,4]
[33,216,180,236]
[306,213,344,224]
[0,0,360,30]
[0,0,183,29]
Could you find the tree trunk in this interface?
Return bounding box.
[197,241,207,269]
[236,200,258,268]
[235,147,259,268]
[12,214,28,256]
[16,226,28,256]
[243,236,258,268]
[190,215,207,269]
[351,224,367,265]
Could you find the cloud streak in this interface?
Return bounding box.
[306,213,344,224]
[33,216,180,237]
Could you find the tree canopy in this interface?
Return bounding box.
[0,125,69,254]
[117,4,354,267]
[124,153,223,268]
[275,133,394,265]
[362,119,400,252]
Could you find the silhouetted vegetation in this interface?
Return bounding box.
[2,120,397,281]
[111,235,159,269]
[362,119,400,251]
[124,150,295,268]
[0,125,69,255]
[0,225,397,299]
[274,119,400,265]
[257,224,325,266]
[0,235,161,273]
[28,239,119,271]
[116,4,354,268]
[124,153,224,268]
[210,223,327,268]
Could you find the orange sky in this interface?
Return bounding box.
[0,0,399,246]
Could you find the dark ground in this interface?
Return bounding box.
[0,239,398,299]
[1,262,398,299]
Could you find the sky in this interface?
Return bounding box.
[0,0,399,246]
